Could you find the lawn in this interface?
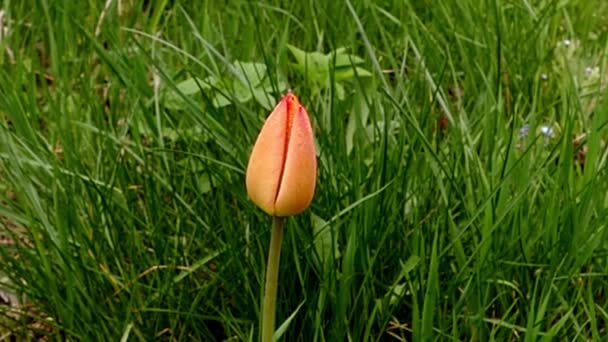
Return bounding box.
[1,0,608,340]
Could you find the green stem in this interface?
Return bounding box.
[261,216,286,342]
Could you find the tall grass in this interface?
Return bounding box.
[1,0,607,340]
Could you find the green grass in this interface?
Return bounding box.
[1,0,608,340]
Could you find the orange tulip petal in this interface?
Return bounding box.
[246,98,289,215]
[246,92,316,216]
[274,106,317,216]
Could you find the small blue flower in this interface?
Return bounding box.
[519,124,530,138]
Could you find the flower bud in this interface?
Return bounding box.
[246,92,317,216]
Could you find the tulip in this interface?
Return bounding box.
[246,91,317,216]
[246,91,316,342]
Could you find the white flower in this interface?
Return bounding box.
[540,125,554,138]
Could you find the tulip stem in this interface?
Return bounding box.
[261,216,285,342]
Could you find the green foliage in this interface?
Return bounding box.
[1,0,608,340]
[287,45,372,99]
[162,61,288,110]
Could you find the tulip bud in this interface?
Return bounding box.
[246,92,317,216]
